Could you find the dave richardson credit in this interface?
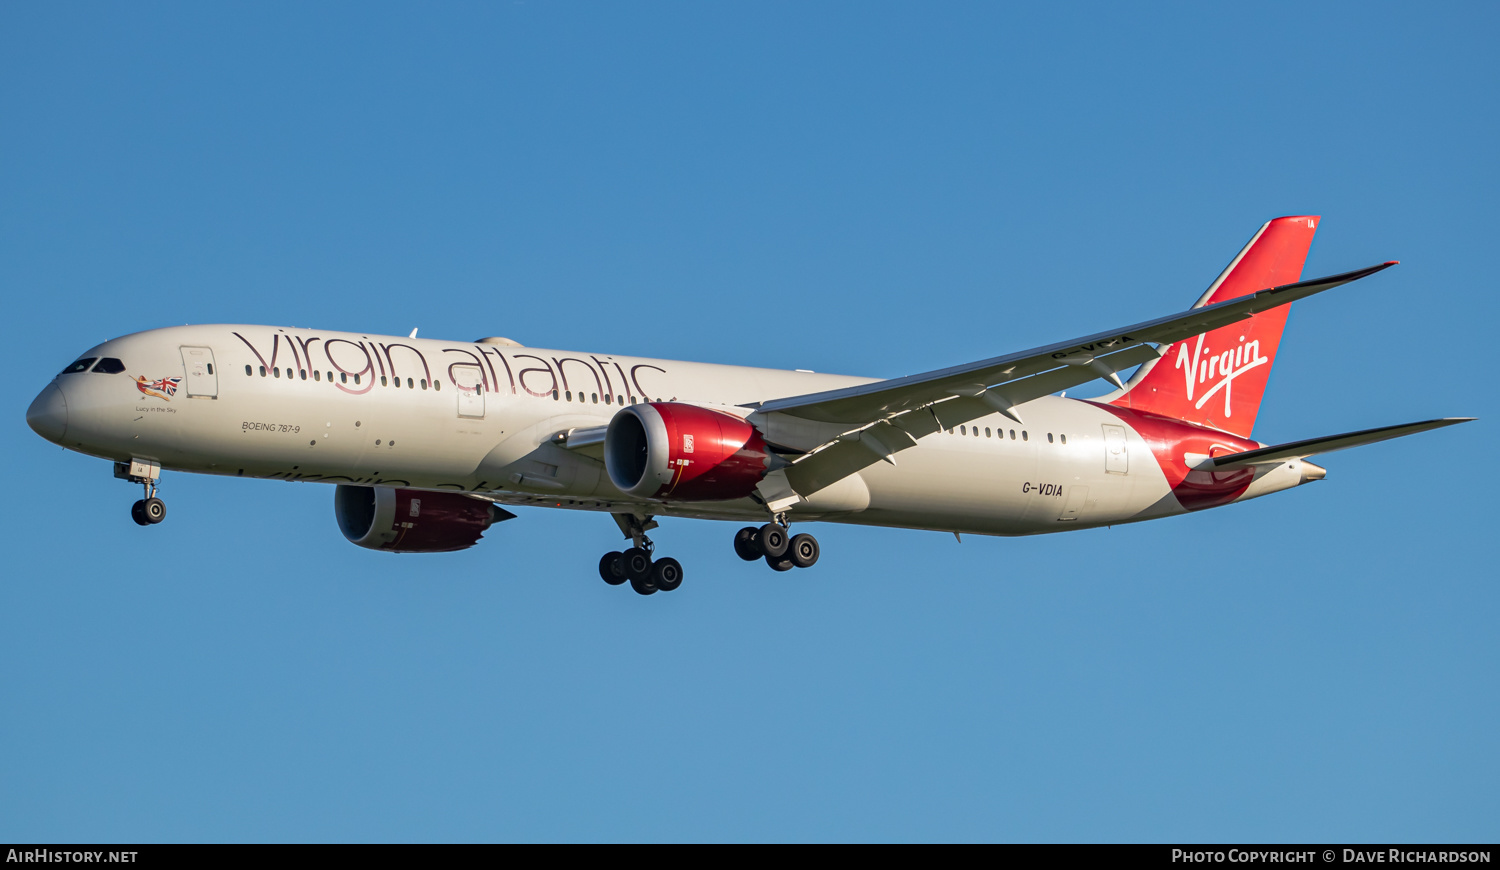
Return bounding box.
[1171,851,1492,864]
[6,852,137,864]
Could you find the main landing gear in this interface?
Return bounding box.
[597,514,821,596]
[733,519,819,572]
[599,514,684,596]
[116,460,166,527]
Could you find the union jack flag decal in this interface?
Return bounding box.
[135,376,182,400]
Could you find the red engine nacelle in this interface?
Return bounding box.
[605,402,778,501]
[334,485,515,553]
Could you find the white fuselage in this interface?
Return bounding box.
[33,324,1310,537]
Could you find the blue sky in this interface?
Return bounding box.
[2,2,1494,842]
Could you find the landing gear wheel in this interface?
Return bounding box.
[756,523,789,559]
[733,527,763,561]
[131,500,149,526]
[651,557,683,592]
[629,573,659,595]
[766,554,795,572]
[789,533,819,569]
[598,552,628,586]
[142,497,166,524]
[622,547,653,582]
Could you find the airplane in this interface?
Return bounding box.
[25,216,1472,595]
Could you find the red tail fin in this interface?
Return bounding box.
[1109,215,1320,438]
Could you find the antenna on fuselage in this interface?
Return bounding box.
[409,328,418,338]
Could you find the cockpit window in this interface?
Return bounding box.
[92,358,126,374]
[60,358,97,374]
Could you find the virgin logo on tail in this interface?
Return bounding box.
[1173,334,1269,420]
[1107,215,1317,437]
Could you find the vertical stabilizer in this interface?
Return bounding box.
[1108,215,1319,438]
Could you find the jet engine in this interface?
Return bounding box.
[605,402,780,501]
[334,485,515,553]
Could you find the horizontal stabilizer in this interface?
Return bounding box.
[1208,418,1474,471]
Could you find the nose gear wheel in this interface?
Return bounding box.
[123,465,166,526]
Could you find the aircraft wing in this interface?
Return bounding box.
[1205,418,1474,471]
[751,261,1398,507]
[753,262,1397,426]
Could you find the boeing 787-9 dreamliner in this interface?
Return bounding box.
[26,217,1472,595]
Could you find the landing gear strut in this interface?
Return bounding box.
[733,516,819,572]
[598,513,685,595]
[117,460,166,526]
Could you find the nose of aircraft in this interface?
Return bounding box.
[26,382,68,444]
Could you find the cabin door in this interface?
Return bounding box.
[1103,424,1128,474]
[180,346,218,398]
[454,366,485,419]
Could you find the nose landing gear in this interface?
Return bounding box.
[116,459,166,526]
[130,495,166,526]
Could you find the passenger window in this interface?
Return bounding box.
[406,378,413,389]
[354,374,361,384]
[60,359,97,375]
[326,371,333,382]
[300,369,307,380]
[592,393,598,403]
[340,373,348,384]
[960,425,966,436]
[422,379,428,390]
[245,365,253,376]
[1022,431,1029,441]
[985,428,991,438]
[552,389,558,400]
[565,391,572,401]
[1060,434,1067,445]
[434,380,440,391]
[1009,429,1016,440]
[1047,433,1054,443]
[606,394,613,405]
[381,376,387,387]
[314,370,321,382]
[259,366,267,377]
[274,367,281,378]
[92,358,126,374]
